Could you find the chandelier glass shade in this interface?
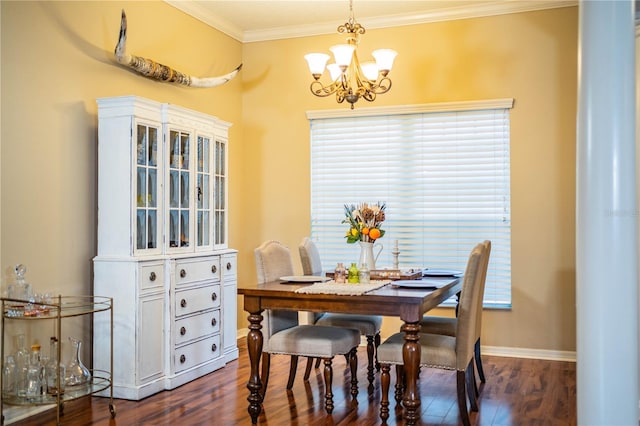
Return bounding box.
[304,1,397,109]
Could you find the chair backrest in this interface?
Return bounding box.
[474,240,492,341]
[454,242,489,371]
[298,237,324,323]
[299,237,323,275]
[254,240,298,337]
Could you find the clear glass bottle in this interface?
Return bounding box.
[347,262,360,283]
[65,337,91,387]
[13,334,29,398]
[358,263,370,284]
[45,337,65,396]
[334,262,346,283]
[26,344,42,399]
[3,355,16,397]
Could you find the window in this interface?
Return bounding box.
[307,99,513,308]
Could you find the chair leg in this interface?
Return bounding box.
[394,364,405,404]
[366,335,375,387]
[380,364,391,422]
[456,370,471,426]
[475,338,486,383]
[315,357,321,368]
[323,358,334,414]
[286,355,299,389]
[466,361,478,412]
[349,348,359,400]
[303,357,314,381]
[375,332,381,371]
[260,353,271,401]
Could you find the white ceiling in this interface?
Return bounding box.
[164,0,578,43]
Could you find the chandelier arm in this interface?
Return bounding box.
[310,80,340,98]
[369,76,393,95]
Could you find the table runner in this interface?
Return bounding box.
[295,280,390,296]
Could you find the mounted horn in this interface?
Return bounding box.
[114,10,242,88]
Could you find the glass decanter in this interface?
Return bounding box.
[65,337,90,387]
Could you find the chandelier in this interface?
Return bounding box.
[304,0,398,109]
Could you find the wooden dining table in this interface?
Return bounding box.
[237,276,462,425]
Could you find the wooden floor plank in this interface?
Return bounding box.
[9,339,576,425]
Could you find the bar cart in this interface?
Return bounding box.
[0,296,114,425]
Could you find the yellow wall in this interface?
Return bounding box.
[1,2,577,354]
[240,6,577,352]
[0,1,242,354]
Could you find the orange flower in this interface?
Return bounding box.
[369,228,381,240]
[362,227,370,235]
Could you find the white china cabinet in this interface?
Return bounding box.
[93,96,237,400]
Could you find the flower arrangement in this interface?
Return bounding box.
[343,202,386,243]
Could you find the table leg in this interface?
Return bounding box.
[246,312,264,424]
[401,321,421,425]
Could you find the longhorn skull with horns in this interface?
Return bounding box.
[114,10,242,88]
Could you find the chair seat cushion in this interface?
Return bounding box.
[315,313,382,336]
[265,325,361,358]
[420,315,457,336]
[377,332,457,370]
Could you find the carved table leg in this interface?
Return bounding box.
[246,312,264,424]
[401,321,421,425]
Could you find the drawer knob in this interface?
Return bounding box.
[180,299,187,308]
[180,326,186,336]
[149,271,156,282]
[180,269,187,278]
[211,343,217,353]
[211,292,218,302]
[211,265,217,274]
[226,262,232,270]
[211,317,217,327]
[180,354,186,364]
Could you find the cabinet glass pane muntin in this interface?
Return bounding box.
[136,124,159,251]
[214,140,227,246]
[197,136,212,247]
[169,130,191,249]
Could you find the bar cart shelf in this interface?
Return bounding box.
[0,296,114,425]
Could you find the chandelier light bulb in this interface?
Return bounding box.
[361,62,379,81]
[372,49,398,76]
[305,53,330,79]
[330,44,355,70]
[327,63,342,82]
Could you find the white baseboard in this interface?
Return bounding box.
[482,345,576,362]
[236,328,576,362]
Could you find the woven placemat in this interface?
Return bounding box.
[295,280,390,296]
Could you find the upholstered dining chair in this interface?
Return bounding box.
[254,240,361,413]
[418,239,491,404]
[376,241,490,426]
[298,237,383,387]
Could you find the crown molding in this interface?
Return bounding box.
[166,0,578,43]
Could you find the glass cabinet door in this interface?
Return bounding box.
[168,129,191,249]
[214,139,227,247]
[196,135,212,248]
[135,124,159,252]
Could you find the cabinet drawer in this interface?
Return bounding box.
[173,335,221,373]
[174,310,220,346]
[175,285,220,316]
[175,257,221,285]
[139,263,164,291]
[221,255,237,281]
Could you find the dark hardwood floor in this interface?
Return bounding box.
[12,339,576,425]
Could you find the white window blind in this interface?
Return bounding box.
[308,101,512,308]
